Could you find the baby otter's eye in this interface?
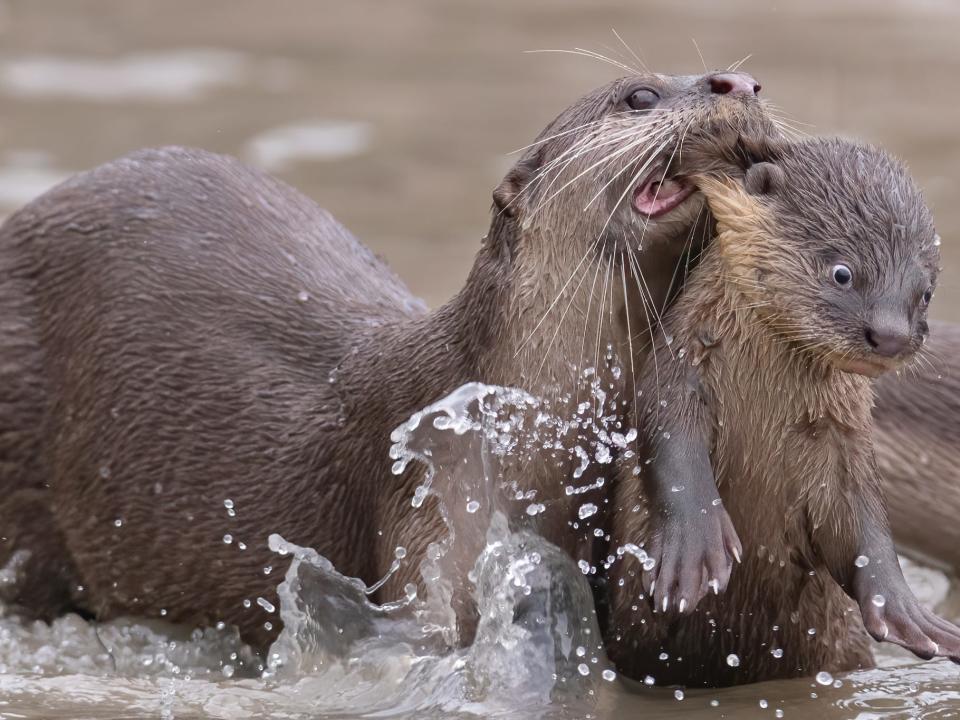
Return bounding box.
[626,88,660,111]
[922,289,933,306]
[831,264,853,286]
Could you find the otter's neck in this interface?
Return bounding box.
[336,214,516,436]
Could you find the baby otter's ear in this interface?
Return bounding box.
[744,162,785,197]
[493,147,543,217]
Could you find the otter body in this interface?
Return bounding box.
[0,72,772,647]
[608,138,959,685]
[0,147,460,647]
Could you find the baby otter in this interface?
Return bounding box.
[607,137,958,686]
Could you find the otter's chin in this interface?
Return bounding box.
[633,172,695,218]
[831,356,899,379]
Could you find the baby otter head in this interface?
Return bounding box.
[700,137,940,377]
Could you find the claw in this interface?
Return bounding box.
[679,598,687,613]
[662,596,669,613]
[708,578,719,594]
[732,547,741,564]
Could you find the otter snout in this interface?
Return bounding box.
[707,72,761,97]
[864,315,912,358]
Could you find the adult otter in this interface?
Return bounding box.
[0,71,772,649]
[607,136,960,686]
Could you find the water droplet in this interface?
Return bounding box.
[256,597,275,613]
[526,502,545,516]
[577,663,590,676]
[221,664,235,678]
[771,648,783,658]
[659,399,668,407]
[872,594,886,608]
[854,555,869,568]
[113,518,123,528]
[466,500,480,514]
[296,290,309,303]
[815,671,833,686]
[710,699,720,707]
[99,465,111,479]
[223,534,233,544]
[726,653,740,667]
[807,627,817,635]
[658,652,669,661]
[578,559,592,575]
[662,431,671,440]
[394,546,406,559]
[263,565,272,575]
[602,669,616,682]
[759,699,768,709]
[674,689,685,701]
[579,503,598,520]
[576,646,586,657]
[223,499,234,510]
[643,675,656,686]
[775,710,784,718]
[712,498,722,506]
[934,234,942,247]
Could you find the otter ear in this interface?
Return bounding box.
[493,148,543,217]
[744,162,785,196]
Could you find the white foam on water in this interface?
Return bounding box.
[0,152,71,209]
[0,50,248,102]
[244,121,372,172]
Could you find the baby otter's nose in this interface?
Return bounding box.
[708,72,761,97]
[865,324,911,358]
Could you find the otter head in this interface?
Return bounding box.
[488,71,777,382]
[699,137,941,378]
[494,71,771,245]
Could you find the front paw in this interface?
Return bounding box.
[858,585,960,663]
[642,500,741,615]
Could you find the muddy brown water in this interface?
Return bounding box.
[0,0,958,718]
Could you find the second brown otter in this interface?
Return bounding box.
[608,136,960,686]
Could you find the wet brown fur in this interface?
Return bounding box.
[608,139,951,686]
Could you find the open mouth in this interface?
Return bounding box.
[632,169,695,218]
[832,356,895,379]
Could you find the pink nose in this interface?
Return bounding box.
[708,72,761,97]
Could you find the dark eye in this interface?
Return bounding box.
[831,264,852,286]
[922,288,933,306]
[626,88,660,111]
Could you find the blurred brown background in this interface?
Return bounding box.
[0,0,956,315]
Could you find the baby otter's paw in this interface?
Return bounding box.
[642,500,741,615]
[859,586,960,663]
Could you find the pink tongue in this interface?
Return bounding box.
[633,176,690,217]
